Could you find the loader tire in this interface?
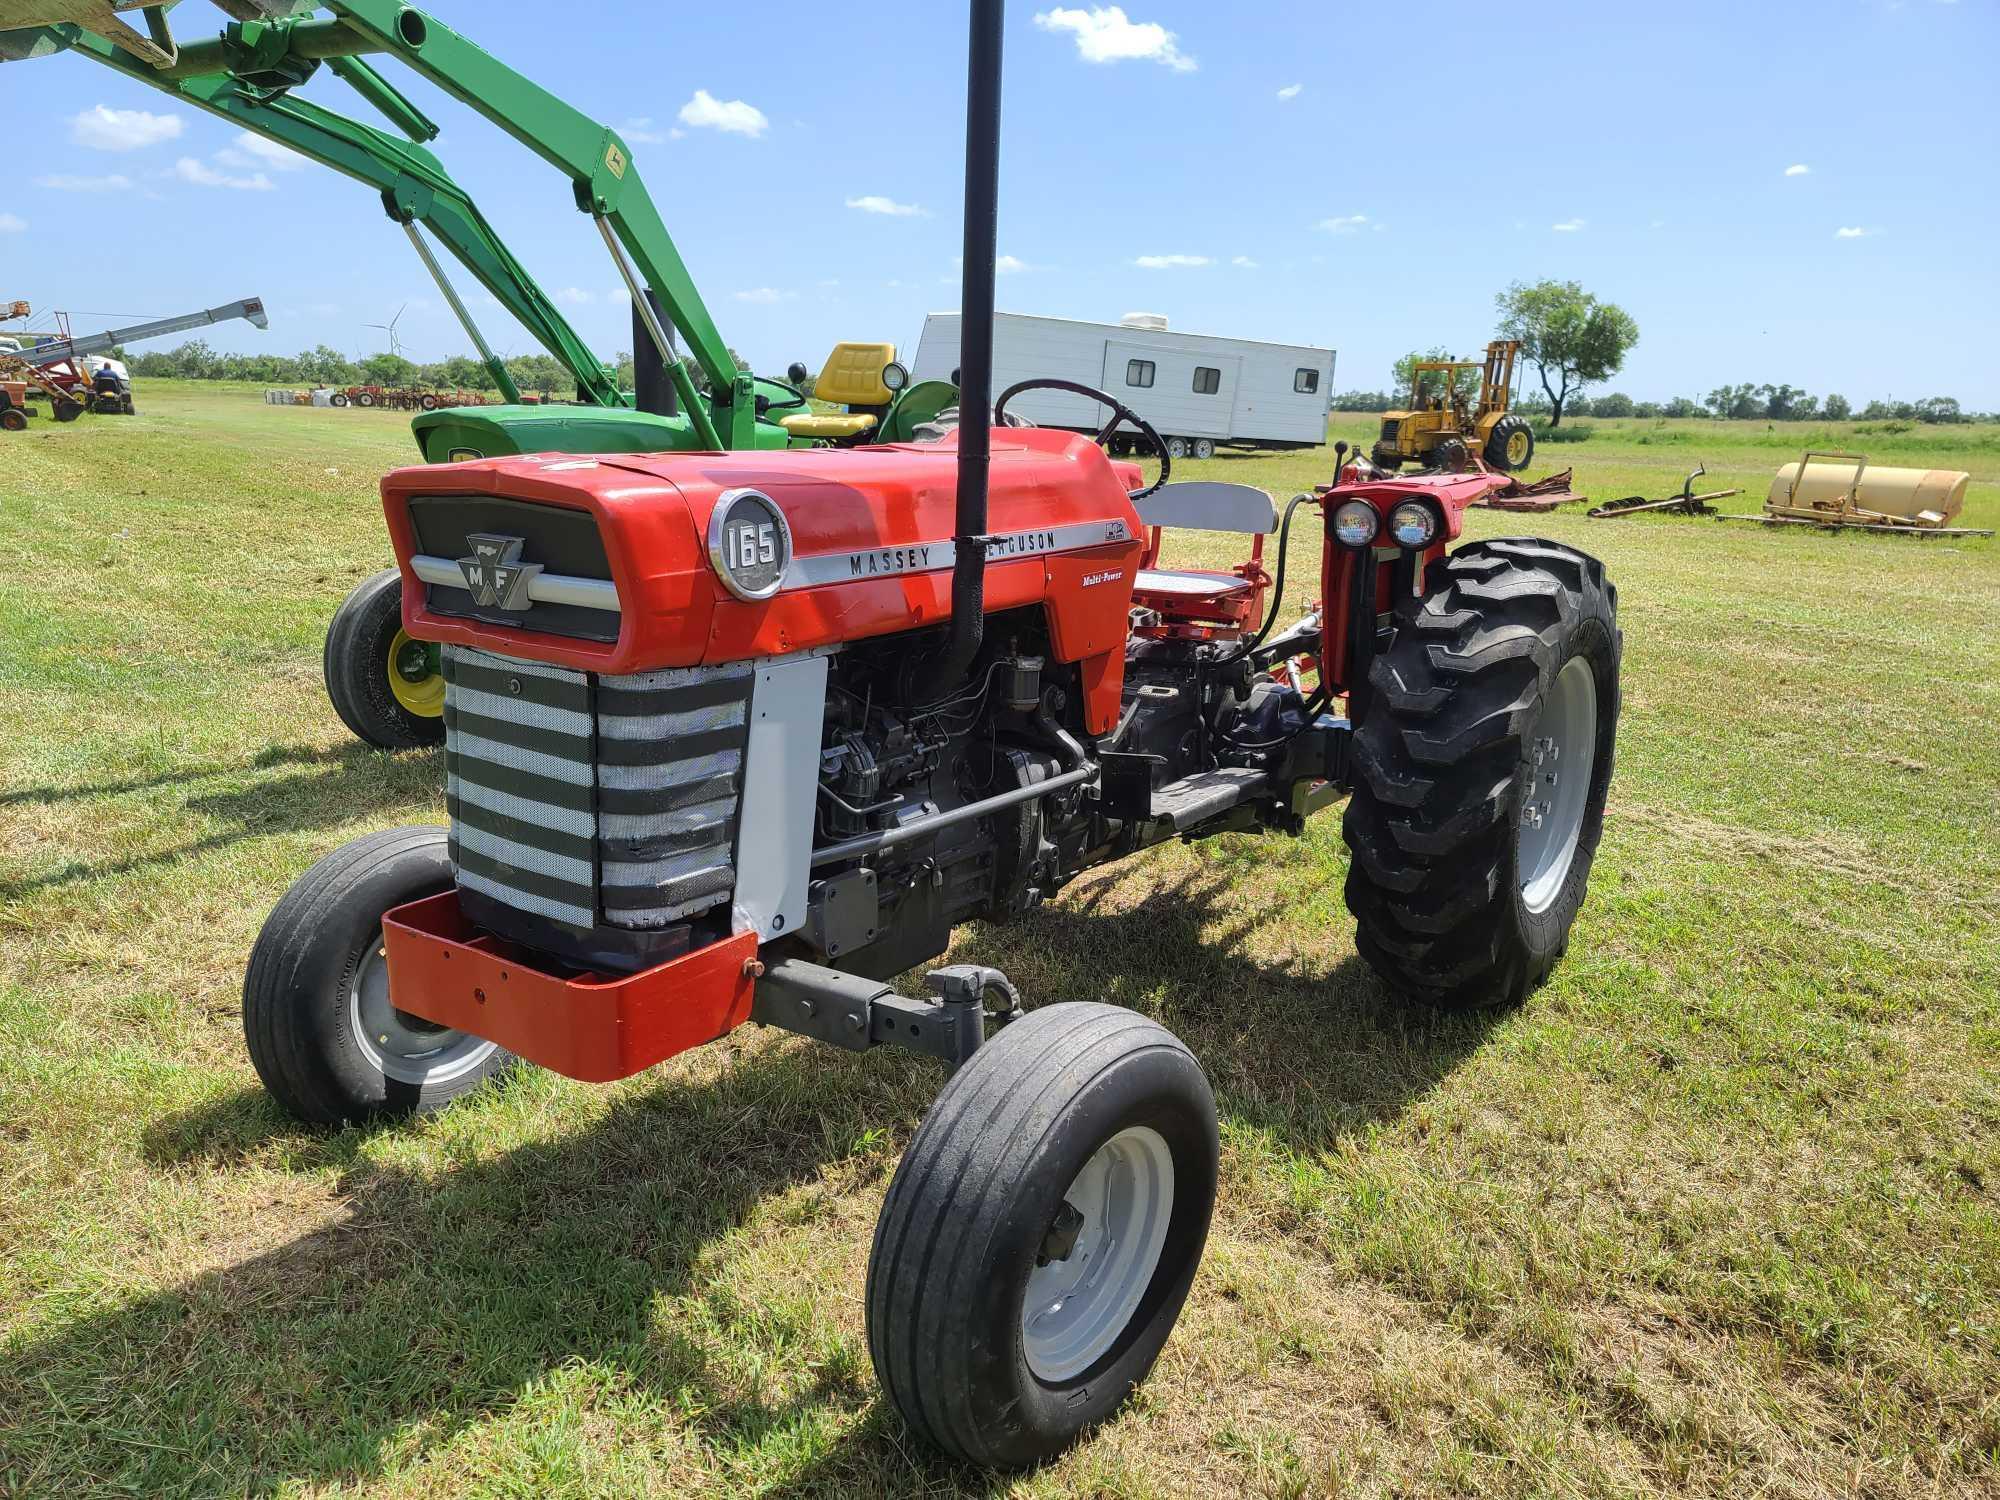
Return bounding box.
[1485,414,1535,471]
[244,827,511,1125]
[324,568,445,750]
[867,1004,1218,1468]
[1342,538,1620,1011]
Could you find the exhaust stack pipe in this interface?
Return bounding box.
[927,0,1004,697]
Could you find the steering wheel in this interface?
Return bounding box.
[992,378,1170,500]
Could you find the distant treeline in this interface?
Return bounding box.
[1330,383,1991,424]
[119,340,753,397]
[117,341,1993,424]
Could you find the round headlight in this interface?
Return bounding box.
[1388,500,1439,549]
[1332,499,1379,548]
[707,487,793,601]
[882,361,910,393]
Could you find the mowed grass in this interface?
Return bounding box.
[1,382,1997,1498]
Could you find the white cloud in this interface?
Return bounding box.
[170,156,273,191]
[1834,226,1877,239]
[618,116,670,145]
[1231,254,1258,268]
[734,287,793,304]
[69,103,182,150]
[552,287,595,306]
[1034,7,1196,71]
[220,132,306,171]
[1316,213,1370,234]
[847,194,929,218]
[1276,83,1302,100]
[32,172,133,192]
[995,254,1029,275]
[1551,217,1586,232]
[0,213,25,233]
[1784,163,1811,176]
[1134,253,1211,269]
[678,89,769,138]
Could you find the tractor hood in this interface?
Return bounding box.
[381,428,1146,678]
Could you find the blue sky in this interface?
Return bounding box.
[3,0,1995,406]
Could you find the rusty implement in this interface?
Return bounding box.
[1470,466,1585,513]
[1589,464,1741,520]
[1713,449,1992,538]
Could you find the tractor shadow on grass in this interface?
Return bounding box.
[0,741,442,900]
[2,858,1500,1498]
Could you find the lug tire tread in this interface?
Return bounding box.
[1342,537,1620,1010]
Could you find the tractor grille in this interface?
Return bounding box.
[441,646,751,937]
[1379,418,1400,442]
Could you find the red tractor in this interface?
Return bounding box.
[241,2,1622,1469]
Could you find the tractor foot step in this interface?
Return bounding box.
[1149,767,1273,831]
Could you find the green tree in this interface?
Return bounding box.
[361,352,416,386]
[1591,391,1635,418]
[1913,396,1964,424]
[1706,383,1763,420]
[1823,393,1852,421]
[1494,279,1639,427]
[1663,396,1707,418]
[1389,347,1479,406]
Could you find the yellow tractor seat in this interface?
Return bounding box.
[780,411,878,439]
[811,342,897,406]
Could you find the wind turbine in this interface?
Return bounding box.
[365,303,408,359]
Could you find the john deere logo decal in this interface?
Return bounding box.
[457,534,542,611]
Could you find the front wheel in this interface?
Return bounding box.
[0,407,26,432]
[244,828,512,1124]
[323,568,446,750]
[1485,413,1535,471]
[1343,539,1621,1010]
[867,1004,1218,1468]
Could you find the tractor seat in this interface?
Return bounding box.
[1127,482,1278,637]
[780,411,878,439]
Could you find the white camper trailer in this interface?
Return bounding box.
[911,311,1334,457]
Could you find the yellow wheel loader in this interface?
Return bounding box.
[1372,339,1535,473]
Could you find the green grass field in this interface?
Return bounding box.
[2,382,1996,1498]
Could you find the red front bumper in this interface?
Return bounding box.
[381,892,759,1082]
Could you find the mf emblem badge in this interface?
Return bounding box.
[457,534,542,611]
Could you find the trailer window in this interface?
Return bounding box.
[1294,367,1320,394]
[1192,366,1221,395]
[1125,359,1155,389]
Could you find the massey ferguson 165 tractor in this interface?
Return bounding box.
[237,1,1622,1470]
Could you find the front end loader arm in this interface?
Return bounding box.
[3,3,750,445]
[318,0,752,446]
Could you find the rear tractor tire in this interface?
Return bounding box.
[1343,538,1621,1011]
[1485,414,1535,472]
[867,1003,1219,1468]
[244,827,512,1125]
[324,568,446,750]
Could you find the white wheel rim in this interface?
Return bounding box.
[1518,655,1599,914]
[347,934,498,1087]
[1022,1125,1175,1382]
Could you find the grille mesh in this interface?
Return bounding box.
[442,647,751,935]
